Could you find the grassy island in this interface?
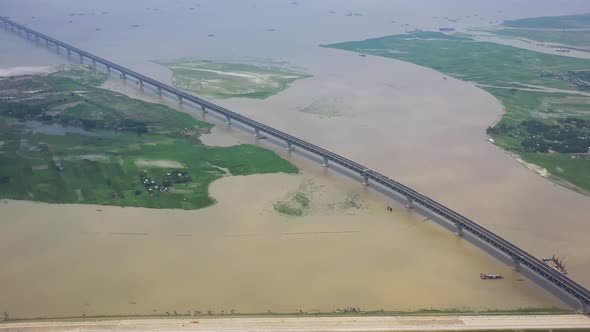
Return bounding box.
[324,28,590,194]
[163,60,311,99]
[0,66,297,209]
[475,13,590,49]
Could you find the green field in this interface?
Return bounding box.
[323,31,590,193]
[163,60,311,99]
[493,28,590,47]
[477,13,590,49]
[0,66,298,209]
[503,13,590,29]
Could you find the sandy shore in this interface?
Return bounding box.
[1,315,590,331]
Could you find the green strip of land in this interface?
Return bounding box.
[323,30,590,194]
[492,28,590,47]
[0,66,297,209]
[503,13,590,29]
[473,13,590,49]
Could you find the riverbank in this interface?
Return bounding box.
[1,314,589,332]
[0,307,573,323]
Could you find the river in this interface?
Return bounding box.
[1,0,590,318]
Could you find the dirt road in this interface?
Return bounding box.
[1,315,590,331]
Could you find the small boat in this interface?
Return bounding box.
[480,273,504,280]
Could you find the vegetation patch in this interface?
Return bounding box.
[0,66,298,209]
[503,13,590,30]
[162,60,311,99]
[468,14,590,52]
[297,97,345,118]
[324,30,590,193]
[339,193,367,210]
[491,28,590,48]
[273,179,316,216]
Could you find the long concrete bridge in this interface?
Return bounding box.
[1,16,589,312]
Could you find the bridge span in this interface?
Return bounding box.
[1,16,589,312]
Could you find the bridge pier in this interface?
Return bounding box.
[92,59,96,68]
[254,128,261,138]
[225,115,231,126]
[405,196,414,209]
[201,105,207,114]
[361,173,369,186]
[178,95,183,104]
[120,72,126,80]
[138,79,143,88]
[286,141,293,152]
[512,257,521,272]
[79,54,83,63]
[156,87,162,96]
[455,224,464,237]
[322,156,329,167]
[578,301,590,314]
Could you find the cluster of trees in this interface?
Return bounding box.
[1,102,149,135]
[567,70,590,91]
[75,117,149,134]
[489,117,589,154]
[0,102,45,119]
[486,122,516,135]
[520,118,589,153]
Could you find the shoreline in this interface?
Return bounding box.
[2,314,589,332]
[0,308,574,324]
[503,150,590,197]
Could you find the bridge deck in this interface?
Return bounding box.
[1,16,588,308]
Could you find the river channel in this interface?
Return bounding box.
[1,0,589,318]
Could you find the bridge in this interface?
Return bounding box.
[1,16,589,312]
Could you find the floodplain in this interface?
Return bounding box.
[0,66,296,209]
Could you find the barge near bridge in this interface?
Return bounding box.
[1,16,589,313]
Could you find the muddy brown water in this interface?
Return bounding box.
[1,0,590,318]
